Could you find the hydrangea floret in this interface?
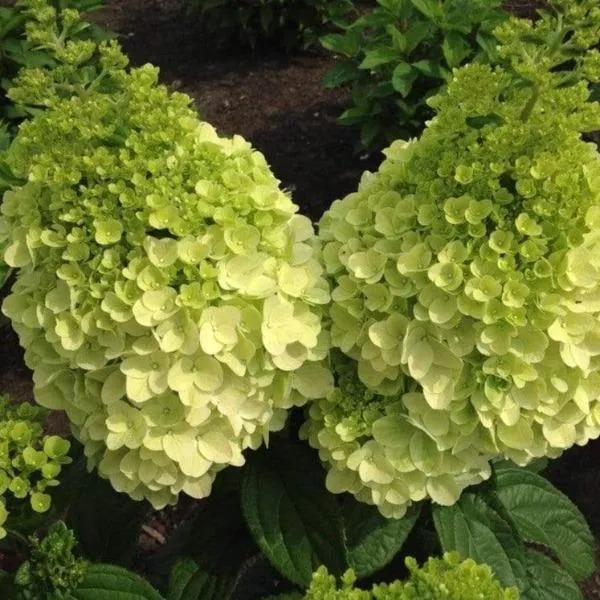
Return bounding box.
[276,553,518,599]
[0,5,332,509]
[0,394,71,539]
[302,0,600,518]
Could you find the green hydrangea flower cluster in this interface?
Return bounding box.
[14,521,88,600]
[277,553,517,600]
[0,395,71,539]
[302,1,600,518]
[0,15,331,508]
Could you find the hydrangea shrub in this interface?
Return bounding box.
[0,395,71,538]
[302,0,600,518]
[0,22,332,508]
[278,553,518,600]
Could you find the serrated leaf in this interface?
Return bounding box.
[241,437,346,587]
[359,48,398,70]
[521,549,583,600]
[152,470,255,600]
[166,557,238,600]
[320,33,347,53]
[343,498,420,578]
[433,492,527,591]
[73,564,164,600]
[320,30,360,57]
[409,0,442,20]
[476,31,499,59]
[168,559,198,600]
[360,119,381,149]
[386,24,407,53]
[377,0,403,12]
[442,31,471,68]
[391,62,417,97]
[338,107,366,125]
[322,60,357,89]
[58,456,148,565]
[493,467,595,582]
[404,21,433,55]
[412,59,449,80]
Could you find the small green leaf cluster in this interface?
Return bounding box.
[320,0,507,151]
[188,0,354,51]
[280,553,517,600]
[14,521,88,600]
[303,1,600,518]
[0,12,332,509]
[0,395,71,539]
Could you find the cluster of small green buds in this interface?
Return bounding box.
[14,520,88,600]
[304,2,600,517]
[6,0,119,112]
[0,395,71,538]
[278,553,517,600]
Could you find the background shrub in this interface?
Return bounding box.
[320,0,507,152]
[188,0,354,51]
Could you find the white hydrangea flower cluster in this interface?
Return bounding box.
[0,52,332,508]
[302,23,600,517]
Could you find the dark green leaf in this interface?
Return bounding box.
[168,559,198,600]
[442,31,471,67]
[412,59,449,80]
[391,62,418,97]
[476,31,499,60]
[338,107,367,125]
[493,468,595,582]
[153,470,255,600]
[492,458,548,474]
[376,0,403,12]
[0,568,19,597]
[241,438,346,587]
[359,48,398,70]
[433,492,527,591]
[386,24,407,53]
[409,0,442,20]
[73,564,164,600]
[343,498,420,578]
[404,21,433,55]
[259,6,273,33]
[166,557,239,600]
[320,33,346,53]
[60,458,149,565]
[320,30,360,57]
[360,119,381,148]
[322,60,358,89]
[521,549,583,600]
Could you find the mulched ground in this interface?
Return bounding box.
[2,0,600,597]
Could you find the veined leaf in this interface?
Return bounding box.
[494,467,595,582]
[241,438,346,587]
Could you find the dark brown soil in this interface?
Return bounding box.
[2,0,600,597]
